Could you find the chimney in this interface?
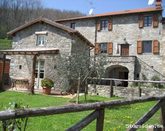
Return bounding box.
[155,0,162,9]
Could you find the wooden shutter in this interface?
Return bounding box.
[153,40,159,54]
[137,41,142,54]
[95,43,100,55]
[153,14,159,28]
[139,15,144,28]
[107,42,113,55]
[96,21,101,32]
[108,19,113,31]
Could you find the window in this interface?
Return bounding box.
[70,23,76,29]
[143,41,152,53]
[36,35,45,46]
[100,43,107,53]
[144,16,152,27]
[19,65,22,70]
[35,60,45,79]
[101,20,108,30]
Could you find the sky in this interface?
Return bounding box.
[42,0,165,16]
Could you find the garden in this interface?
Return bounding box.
[0,91,162,131]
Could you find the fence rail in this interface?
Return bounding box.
[88,77,165,84]
[0,96,165,131]
[88,77,165,97]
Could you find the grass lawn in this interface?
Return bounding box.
[0,39,12,49]
[0,91,162,131]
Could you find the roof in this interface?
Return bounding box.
[0,48,59,55]
[56,7,162,22]
[7,18,94,47]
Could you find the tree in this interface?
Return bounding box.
[0,0,84,38]
[56,52,107,104]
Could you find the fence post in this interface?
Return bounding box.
[138,82,142,97]
[161,99,165,130]
[96,108,105,131]
[110,80,113,97]
[2,120,7,131]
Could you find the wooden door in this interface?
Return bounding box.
[121,44,129,56]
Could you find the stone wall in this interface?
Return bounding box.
[60,12,164,80]
[10,22,90,89]
[88,84,165,98]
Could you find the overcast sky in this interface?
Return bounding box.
[42,0,165,16]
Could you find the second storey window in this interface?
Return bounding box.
[101,20,108,31]
[36,35,45,46]
[144,16,152,27]
[70,23,76,29]
[143,41,152,53]
[100,43,107,53]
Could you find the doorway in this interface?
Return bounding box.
[105,65,129,87]
[35,60,45,89]
[121,44,129,56]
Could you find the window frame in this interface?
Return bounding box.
[100,20,108,31]
[100,43,107,53]
[36,34,46,46]
[144,15,152,27]
[70,23,76,29]
[142,41,152,53]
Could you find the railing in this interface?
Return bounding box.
[137,57,165,78]
[88,77,165,97]
[0,96,165,131]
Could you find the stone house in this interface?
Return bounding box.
[2,18,93,90]
[56,0,165,86]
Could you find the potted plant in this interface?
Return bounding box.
[41,78,54,95]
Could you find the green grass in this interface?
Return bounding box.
[0,91,162,131]
[0,39,12,50]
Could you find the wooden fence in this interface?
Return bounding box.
[0,96,165,131]
[88,77,165,97]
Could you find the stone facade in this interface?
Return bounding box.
[9,21,91,89]
[59,10,164,82]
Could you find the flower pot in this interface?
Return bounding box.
[43,87,51,95]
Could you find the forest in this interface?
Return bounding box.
[0,0,84,38]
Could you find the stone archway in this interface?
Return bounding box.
[105,65,129,87]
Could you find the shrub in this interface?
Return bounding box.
[41,78,54,88]
[4,102,28,131]
[151,75,163,88]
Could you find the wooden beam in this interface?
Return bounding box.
[138,82,142,97]
[110,80,113,97]
[88,77,165,84]
[66,110,99,131]
[96,108,105,131]
[161,99,165,130]
[128,100,162,131]
[0,96,165,121]
[30,55,37,94]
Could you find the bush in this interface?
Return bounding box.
[4,102,28,131]
[41,78,54,88]
[151,75,163,88]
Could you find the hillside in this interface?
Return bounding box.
[0,0,84,38]
[0,39,12,50]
